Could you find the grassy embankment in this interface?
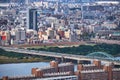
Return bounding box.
[29,43,120,57]
[0,48,51,64]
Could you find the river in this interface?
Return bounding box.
[0,62,49,78]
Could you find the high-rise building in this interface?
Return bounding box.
[27,8,38,31]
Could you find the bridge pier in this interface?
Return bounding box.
[77,60,81,64]
[61,56,64,63]
[55,57,61,63]
[55,56,66,63]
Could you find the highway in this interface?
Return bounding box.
[1,46,120,65]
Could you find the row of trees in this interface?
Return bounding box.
[0,48,53,60]
[30,43,120,56]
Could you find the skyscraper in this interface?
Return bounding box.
[27,8,38,31]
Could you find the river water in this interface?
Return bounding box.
[0,62,49,78]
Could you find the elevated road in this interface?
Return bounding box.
[1,47,120,65]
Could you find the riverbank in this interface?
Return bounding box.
[4,41,86,48]
[0,56,50,64]
[0,48,52,64]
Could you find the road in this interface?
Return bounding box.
[91,39,120,45]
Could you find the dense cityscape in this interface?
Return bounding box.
[0,0,120,45]
[0,0,120,80]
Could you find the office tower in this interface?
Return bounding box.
[27,8,38,31]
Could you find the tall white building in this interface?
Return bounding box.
[15,28,26,41]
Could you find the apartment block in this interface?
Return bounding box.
[76,60,120,80]
[80,69,108,80]
[31,61,74,78]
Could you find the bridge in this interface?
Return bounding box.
[87,52,114,59]
[1,47,120,65]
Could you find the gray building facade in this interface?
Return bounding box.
[27,8,38,31]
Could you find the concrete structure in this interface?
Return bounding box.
[76,60,120,80]
[69,31,77,42]
[31,61,74,78]
[15,28,26,42]
[27,8,38,31]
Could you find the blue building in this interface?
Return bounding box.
[27,8,38,31]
